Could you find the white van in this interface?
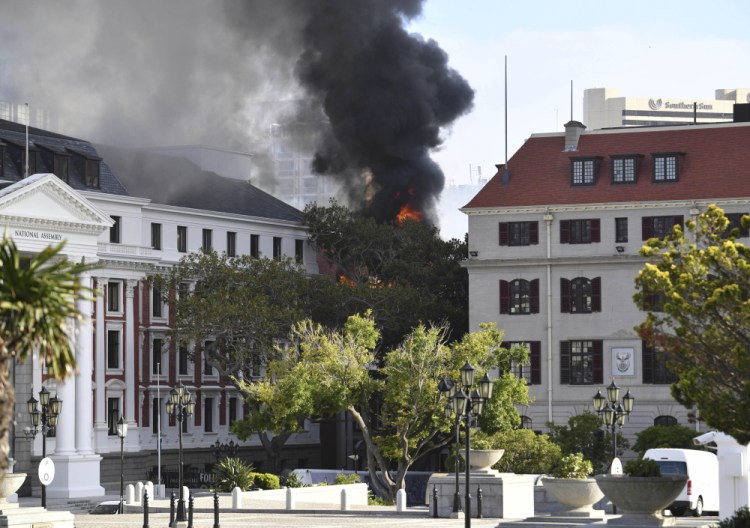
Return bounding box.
[644,448,719,516]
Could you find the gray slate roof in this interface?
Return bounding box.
[0,118,128,196]
[95,144,303,223]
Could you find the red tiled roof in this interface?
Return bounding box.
[463,122,750,209]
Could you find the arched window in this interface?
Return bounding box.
[654,415,677,427]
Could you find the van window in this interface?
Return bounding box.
[655,460,687,476]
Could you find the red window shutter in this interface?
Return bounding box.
[592,277,601,312]
[560,278,570,313]
[499,223,509,245]
[642,216,653,240]
[499,280,510,314]
[529,221,539,245]
[560,220,570,244]
[530,341,541,385]
[591,219,601,242]
[674,215,684,231]
[560,341,570,384]
[593,340,603,384]
[530,279,540,313]
[642,341,654,383]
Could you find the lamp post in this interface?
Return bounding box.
[116,416,128,513]
[25,387,62,509]
[439,362,493,528]
[439,377,462,516]
[593,380,635,465]
[166,382,195,522]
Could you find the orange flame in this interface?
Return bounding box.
[396,203,422,223]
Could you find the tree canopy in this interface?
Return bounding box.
[634,205,750,444]
[304,200,468,349]
[237,313,528,500]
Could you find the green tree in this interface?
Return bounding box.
[634,204,750,443]
[476,428,562,475]
[631,425,701,456]
[152,251,328,469]
[0,237,93,475]
[244,313,528,501]
[547,411,628,474]
[303,200,468,348]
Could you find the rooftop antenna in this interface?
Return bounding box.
[501,56,511,186]
[24,103,29,178]
[504,56,508,165]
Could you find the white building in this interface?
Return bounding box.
[584,87,750,130]
[462,115,750,443]
[0,118,320,499]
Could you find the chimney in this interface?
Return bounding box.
[564,120,586,151]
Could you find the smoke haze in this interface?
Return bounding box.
[0,0,473,222]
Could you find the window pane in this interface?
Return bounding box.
[107,330,120,369]
[570,340,594,385]
[107,282,119,312]
[152,338,163,375]
[151,223,162,250]
[110,216,121,243]
[177,226,187,253]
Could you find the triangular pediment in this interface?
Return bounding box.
[0,173,113,235]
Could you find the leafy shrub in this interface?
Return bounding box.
[632,425,702,456]
[368,494,394,506]
[333,473,360,485]
[718,506,750,528]
[252,472,281,490]
[213,457,255,492]
[281,472,307,488]
[551,453,593,479]
[624,458,661,477]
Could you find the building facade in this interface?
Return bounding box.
[0,119,320,498]
[584,87,750,130]
[462,118,750,444]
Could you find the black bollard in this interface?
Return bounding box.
[187,493,194,528]
[432,485,439,518]
[477,486,483,519]
[169,491,176,527]
[142,490,150,528]
[213,489,220,528]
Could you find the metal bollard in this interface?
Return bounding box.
[432,485,439,518]
[187,493,194,528]
[142,490,150,528]
[477,486,483,519]
[169,491,176,527]
[213,489,220,528]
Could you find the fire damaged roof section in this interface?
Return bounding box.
[463,122,750,210]
[0,118,128,196]
[95,144,303,222]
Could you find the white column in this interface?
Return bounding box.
[53,372,76,455]
[125,280,137,426]
[94,278,107,428]
[75,271,94,455]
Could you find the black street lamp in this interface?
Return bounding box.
[166,382,195,522]
[25,387,62,509]
[117,416,128,514]
[593,380,635,464]
[211,439,239,464]
[439,362,493,528]
[439,377,462,516]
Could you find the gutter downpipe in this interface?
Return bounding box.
[543,211,554,422]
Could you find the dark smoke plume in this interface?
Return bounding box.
[0,0,473,223]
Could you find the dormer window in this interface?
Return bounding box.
[54,154,70,183]
[570,157,602,186]
[85,158,100,187]
[652,152,683,182]
[611,154,642,184]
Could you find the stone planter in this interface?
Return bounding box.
[541,477,604,517]
[0,473,26,505]
[595,474,688,526]
[459,449,504,472]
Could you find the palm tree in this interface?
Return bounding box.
[0,235,94,479]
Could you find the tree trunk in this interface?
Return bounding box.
[346,406,397,500]
[0,355,14,479]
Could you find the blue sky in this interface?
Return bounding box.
[409,0,750,190]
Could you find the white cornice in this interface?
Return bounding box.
[462,254,647,269]
[461,197,750,216]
